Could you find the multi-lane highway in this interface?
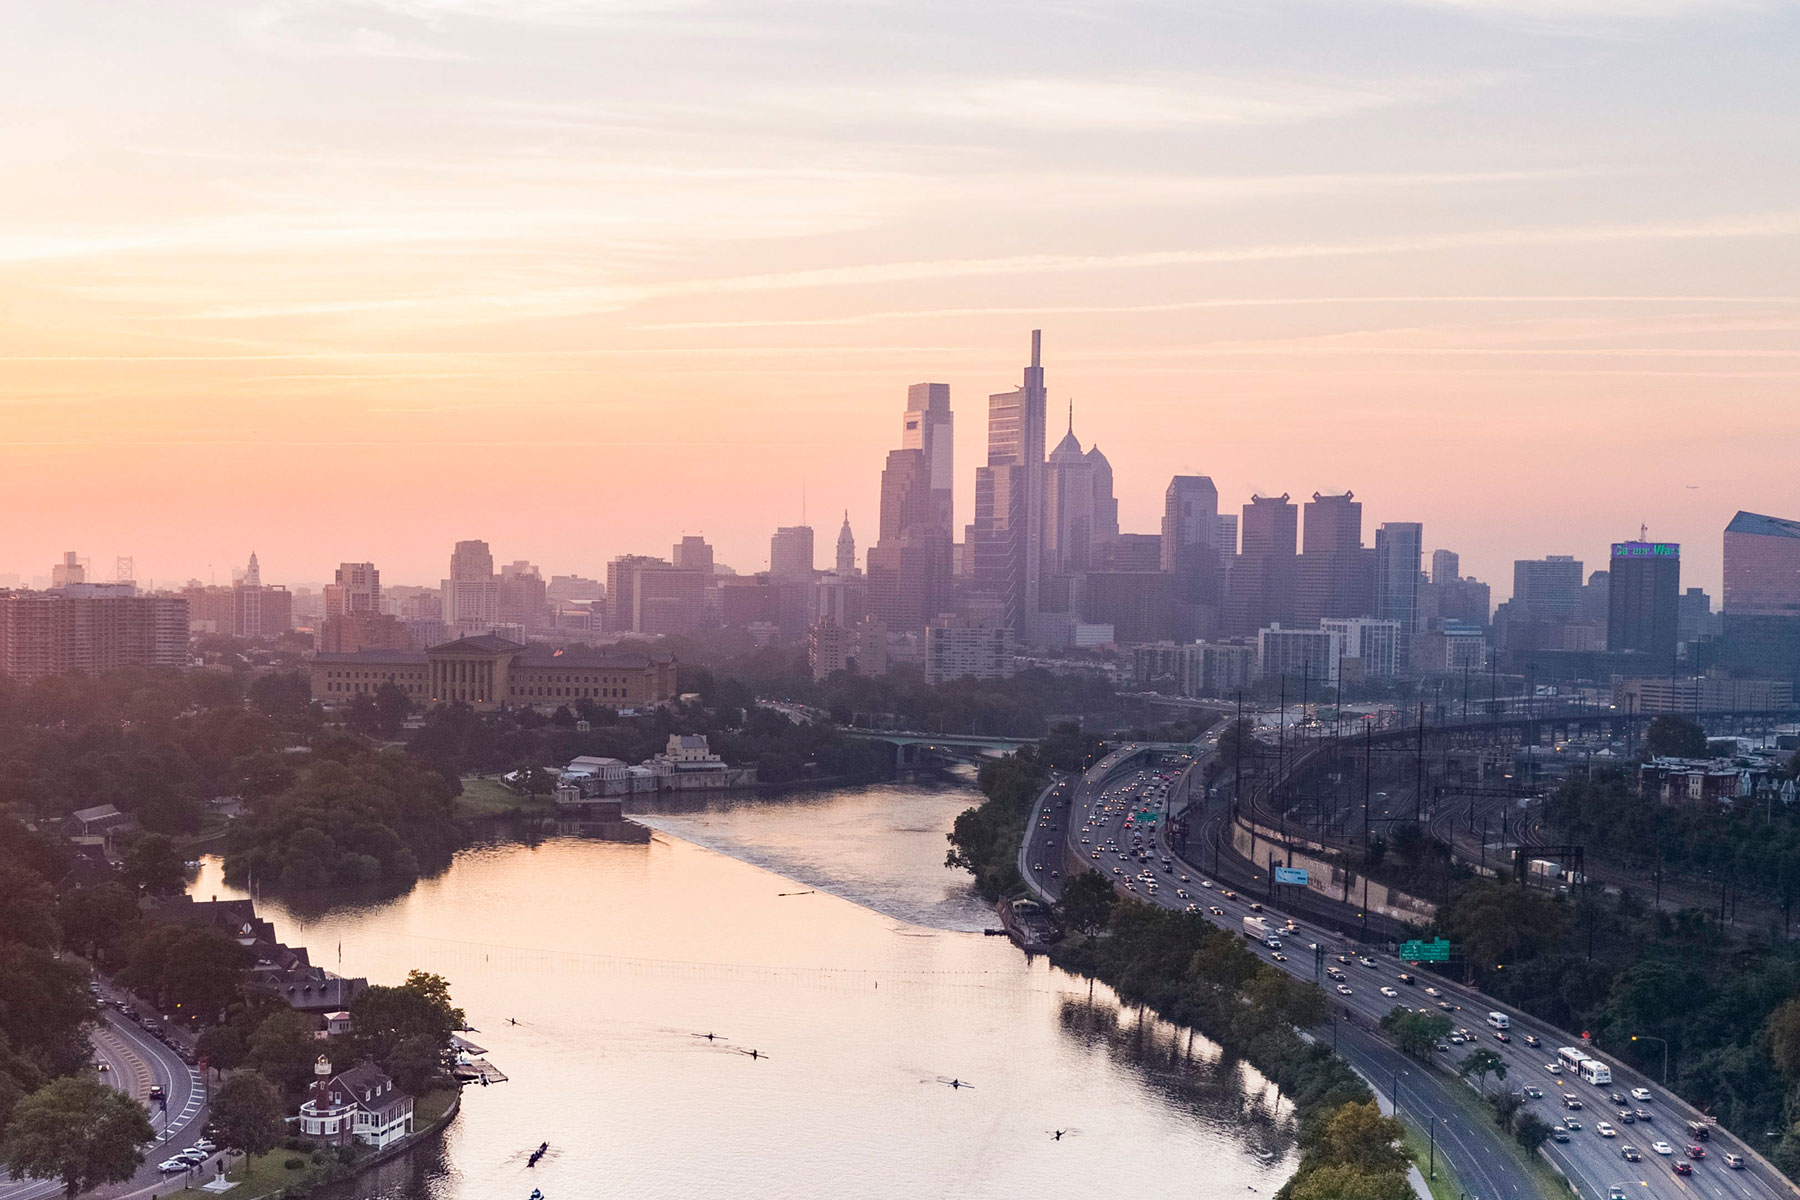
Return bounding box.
[1022,738,1798,1200]
[0,986,212,1200]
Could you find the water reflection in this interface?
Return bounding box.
[196,778,1293,1199]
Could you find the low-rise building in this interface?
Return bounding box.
[554,734,758,803]
[298,1057,413,1148]
[311,635,677,712]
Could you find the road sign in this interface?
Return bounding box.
[1274,866,1310,886]
[1399,938,1453,962]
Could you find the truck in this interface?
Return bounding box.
[1243,915,1272,941]
[1529,859,1563,880]
[1486,1010,1510,1030]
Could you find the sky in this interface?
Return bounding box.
[2,0,1797,598]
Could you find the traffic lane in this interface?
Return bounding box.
[103,1010,210,1187]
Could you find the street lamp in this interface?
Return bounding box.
[1630,1034,1670,1085]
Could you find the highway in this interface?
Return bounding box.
[1021,737,1798,1200]
[0,985,212,1200]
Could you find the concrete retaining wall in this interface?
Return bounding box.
[1231,818,1437,927]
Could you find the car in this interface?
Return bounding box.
[1033,863,1044,872]
[1180,874,1190,883]
[1200,880,1212,889]
[1437,1000,1453,1011]
[148,1085,164,1100]
[1397,972,1414,985]
[177,1149,207,1165]
[1249,902,1263,912]
[1336,984,1354,995]
[1597,1122,1617,1138]
[158,1160,190,1175]
[1176,889,1189,899]
[1338,954,1353,965]
[1551,1130,1570,1143]
[1685,1144,1705,1160]
[1380,987,1398,998]
[1271,952,1288,962]
[1222,890,1238,900]
[1621,1146,1642,1162]
[1424,986,1442,997]
[1630,1087,1652,1102]
[1673,1161,1693,1176]
[1113,866,1123,875]
[1609,1091,1627,1105]
[1609,1187,1627,1200]
[1185,903,1200,913]
[1209,906,1224,916]
[1493,1031,1511,1043]
[1651,1141,1673,1155]
[1563,1096,1583,1110]
[1634,1109,1652,1122]
[195,1139,216,1153]
[1360,957,1378,968]
[1523,1034,1541,1047]
[1524,1086,1544,1099]
[1564,1118,1582,1130]
[1724,1152,1744,1168]
[1449,1032,1466,1045]
[1546,1063,1561,1074]
[1434,1041,1451,1052]
[95,1061,110,1072]
[1616,1110,1635,1124]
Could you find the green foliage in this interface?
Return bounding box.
[122,832,186,896]
[1645,715,1708,759]
[224,741,462,891]
[350,970,462,1083]
[945,747,1049,900]
[1438,881,1570,969]
[245,1009,321,1102]
[1057,870,1119,936]
[211,1070,285,1156]
[1513,1110,1553,1152]
[1457,1048,1507,1094]
[116,923,250,1021]
[0,1076,154,1200]
[56,883,140,966]
[1379,1006,1451,1059]
[0,861,60,951]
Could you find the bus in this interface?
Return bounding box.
[1557,1046,1590,1074]
[1578,1057,1612,1086]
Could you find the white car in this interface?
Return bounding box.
[1336,984,1354,995]
[158,1160,190,1175]
[1424,986,1442,997]
[1380,986,1398,998]
[1651,1141,1674,1156]
[1630,1087,1652,1102]
[1597,1123,1617,1138]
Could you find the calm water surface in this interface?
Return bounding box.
[191,779,1294,1199]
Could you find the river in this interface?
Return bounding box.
[189,779,1295,1199]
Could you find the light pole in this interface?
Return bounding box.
[1631,1034,1670,1085]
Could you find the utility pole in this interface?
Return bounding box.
[1428,1114,1436,1180]
[1364,717,1373,847]
[1415,700,1426,824]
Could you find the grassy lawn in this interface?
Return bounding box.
[1433,1072,1574,1200]
[455,775,555,819]
[225,1148,324,1198]
[1403,1121,1467,1200]
[415,1086,458,1124]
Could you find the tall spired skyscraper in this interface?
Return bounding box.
[835,512,857,575]
[969,331,1048,632]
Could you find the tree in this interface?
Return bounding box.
[56,883,141,965]
[121,833,186,896]
[0,1076,154,1200]
[1309,1100,1411,1177]
[386,1035,442,1095]
[0,861,60,950]
[1289,1162,1413,1200]
[1514,1111,1554,1152]
[1058,870,1119,936]
[1767,996,1800,1082]
[245,1009,319,1100]
[351,971,463,1072]
[1645,715,1707,759]
[1438,881,1569,968]
[1380,1006,1451,1059]
[1459,1048,1507,1095]
[209,1071,284,1156]
[374,682,412,738]
[118,924,249,1021]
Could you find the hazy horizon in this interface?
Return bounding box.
[4,1,1797,600]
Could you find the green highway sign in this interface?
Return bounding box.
[1399,938,1452,962]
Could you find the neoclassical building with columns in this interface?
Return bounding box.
[311,634,677,712]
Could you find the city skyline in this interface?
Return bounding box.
[2,3,1796,595]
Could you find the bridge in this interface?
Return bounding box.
[841,729,1039,767]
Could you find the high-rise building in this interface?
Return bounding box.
[770,526,816,581]
[968,331,1047,633]
[607,554,666,632]
[632,563,706,636]
[324,563,381,619]
[1296,492,1371,625]
[0,587,188,679]
[1724,511,1800,617]
[498,561,549,631]
[1431,549,1460,585]
[835,513,856,575]
[442,540,500,633]
[1256,624,1344,687]
[1226,494,1297,635]
[1677,587,1717,648]
[903,383,954,540]
[1605,540,1680,663]
[1162,475,1223,639]
[1320,617,1401,679]
[1045,413,1105,576]
[1511,556,1584,620]
[672,536,714,574]
[51,552,86,588]
[232,553,291,638]
[870,446,951,632]
[924,616,1016,684]
[1374,522,1424,637]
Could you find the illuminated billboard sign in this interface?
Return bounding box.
[1611,541,1679,559]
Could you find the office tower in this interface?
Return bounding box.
[1162,475,1223,639]
[672,536,714,574]
[1606,540,1680,661]
[1677,587,1716,647]
[1720,511,1800,683]
[969,331,1048,633]
[870,440,951,632]
[442,539,500,633]
[1320,617,1402,679]
[1374,522,1424,635]
[1216,514,1239,557]
[231,553,291,638]
[498,561,550,631]
[1226,494,1298,635]
[324,563,381,618]
[632,562,707,635]
[835,513,856,575]
[607,554,666,632]
[904,383,954,540]
[1511,556,1584,620]
[1295,491,1371,624]
[1431,549,1460,585]
[1256,625,1345,688]
[51,552,86,588]
[1089,444,1119,546]
[1045,414,1101,575]
[0,588,189,679]
[770,526,816,581]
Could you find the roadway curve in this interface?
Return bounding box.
[1021,738,1799,1200]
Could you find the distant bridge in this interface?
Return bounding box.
[842,729,1039,766]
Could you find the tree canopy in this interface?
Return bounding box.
[0,1076,153,1200]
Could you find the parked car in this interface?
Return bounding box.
[158,1160,189,1175]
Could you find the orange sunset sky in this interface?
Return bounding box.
[3,1,1797,597]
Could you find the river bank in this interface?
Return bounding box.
[227,1089,460,1200]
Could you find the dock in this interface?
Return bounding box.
[449,1033,508,1085]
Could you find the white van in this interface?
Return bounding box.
[1486,1011,1510,1030]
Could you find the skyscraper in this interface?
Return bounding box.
[769,527,816,581]
[1374,522,1424,634]
[1607,539,1680,661]
[835,512,856,575]
[903,383,954,541]
[1431,549,1460,585]
[969,331,1048,632]
[870,434,951,632]
[1511,556,1584,620]
[442,539,500,633]
[324,562,381,618]
[1719,512,1800,683]
[1162,475,1222,639]
[1226,493,1298,635]
[672,536,714,574]
[1044,413,1099,575]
